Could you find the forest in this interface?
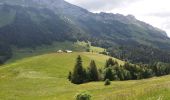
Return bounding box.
[69,56,170,84]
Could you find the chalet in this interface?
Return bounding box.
[65,50,73,53]
[57,50,63,53]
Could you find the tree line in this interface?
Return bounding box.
[107,44,170,64]
[68,55,170,84]
[0,43,12,64]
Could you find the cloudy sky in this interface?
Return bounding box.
[65,0,170,37]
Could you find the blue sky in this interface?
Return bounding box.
[65,0,170,37]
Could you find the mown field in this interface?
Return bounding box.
[0,52,170,100]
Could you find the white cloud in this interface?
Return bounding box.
[65,0,141,12]
[109,0,170,36]
[65,0,170,37]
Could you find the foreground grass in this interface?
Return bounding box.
[0,52,170,100]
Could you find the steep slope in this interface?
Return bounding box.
[0,0,170,63]
[0,4,84,47]
[0,52,170,100]
[0,3,87,63]
[0,0,169,47]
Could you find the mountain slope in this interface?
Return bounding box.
[0,0,170,63]
[0,52,170,100]
[0,4,83,47]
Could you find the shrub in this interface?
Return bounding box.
[75,91,91,100]
[104,79,111,86]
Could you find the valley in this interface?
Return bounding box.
[0,0,170,100]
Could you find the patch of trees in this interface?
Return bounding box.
[108,44,170,64]
[68,56,170,84]
[68,55,99,84]
[148,62,170,76]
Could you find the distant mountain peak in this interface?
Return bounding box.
[126,14,136,19]
[0,0,169,53]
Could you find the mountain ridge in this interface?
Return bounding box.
[0,0,170,63]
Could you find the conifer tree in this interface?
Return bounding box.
[89,60,99,81]
[105,58,118,68]
[104,67,114,81]
[71,55,86,84]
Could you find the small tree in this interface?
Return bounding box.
[71,55,86,84]
[104,67,114,81]
[105,58,118,68]
[88,60,99,81]
[75,91,91,100]
[104,79,111,86]
[142,68,153,78]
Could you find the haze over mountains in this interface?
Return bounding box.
[0,0,170,63]
[1,1,170,99]
[65,0,170,37]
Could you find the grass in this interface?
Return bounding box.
[8,41,104,63]
[7,41,87,63]
[0,52,170,100]
[75,41,105,53]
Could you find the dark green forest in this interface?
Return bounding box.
[0,0,170,64]
[69,56,170,84]
[107,44,170,64]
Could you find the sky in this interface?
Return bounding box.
[65,0,170,37]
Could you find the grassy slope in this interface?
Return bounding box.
[0,52,170,100]
[7,41,88,63]
[7,41,104,63]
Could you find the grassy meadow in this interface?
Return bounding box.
[7,41,104,63]
[0,52,170,100]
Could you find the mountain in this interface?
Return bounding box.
[0,0,170,63]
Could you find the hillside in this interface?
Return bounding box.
[0,0,170,63]
[0,52,170,100]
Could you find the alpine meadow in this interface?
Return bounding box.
[0,0,170,100]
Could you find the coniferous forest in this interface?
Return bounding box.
[69,56,170,84]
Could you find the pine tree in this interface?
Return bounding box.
[88,60,99,81]
[71,55,86,84]
[105,60,110,68]
[105,58,118,68]
[104,67,114,81]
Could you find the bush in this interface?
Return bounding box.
[104,79,111,86]
[75,91,91,100]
